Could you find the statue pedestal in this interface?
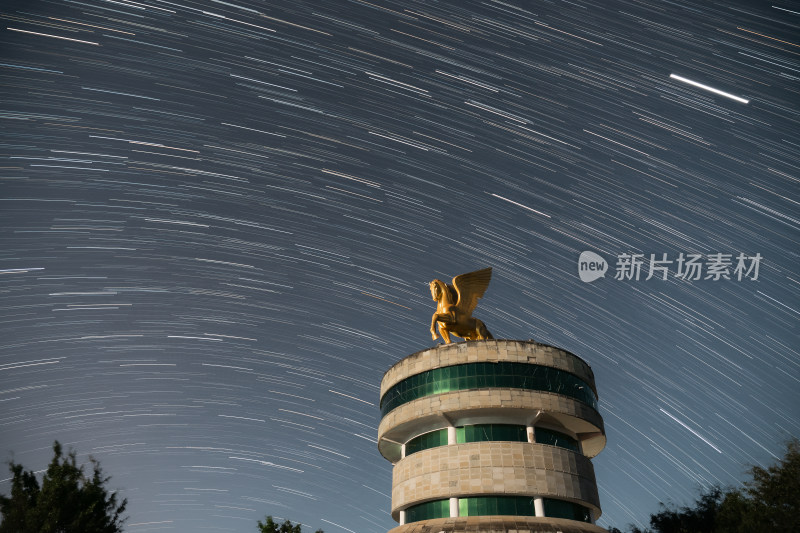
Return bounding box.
[378,340,608,533]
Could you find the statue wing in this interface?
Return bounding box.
[452,267,492,317]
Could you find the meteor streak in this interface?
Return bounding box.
[670,74,749,104]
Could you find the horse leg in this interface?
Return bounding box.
[431,313,443,340]
[439,325,452,344]
[432,312,455,341]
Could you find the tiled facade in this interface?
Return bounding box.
[378,340,608,533]
[392,442,601,515]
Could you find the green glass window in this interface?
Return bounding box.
[456,424,528,444]
[405,499,450,523]
[543,498,592,522]
[406,497,589,522]
[404,424,527,457]
[406,429,449,456]
[380,362,597,417]
[458,496,535,517]
[535,427,580,453]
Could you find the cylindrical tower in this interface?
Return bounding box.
[378,340,607,533]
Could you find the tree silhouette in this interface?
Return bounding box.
[0,441,127,533]
[719,437,800,532]
[606,438,799,532]
[257,515,323,533]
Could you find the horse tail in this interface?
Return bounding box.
[477,319,493,339]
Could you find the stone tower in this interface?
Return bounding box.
[378,340,607,533]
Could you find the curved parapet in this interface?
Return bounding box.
[380,340,598,398]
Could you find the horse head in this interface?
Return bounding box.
[430,279,445,303]
[430,279,457,307]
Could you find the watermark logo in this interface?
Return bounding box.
[578,251,761,283]
[578,251,608,283]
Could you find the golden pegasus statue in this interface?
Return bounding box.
[429,267,493,344]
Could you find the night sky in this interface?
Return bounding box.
[1,0,798,531]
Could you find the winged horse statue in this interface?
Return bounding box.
[429,267,493,343]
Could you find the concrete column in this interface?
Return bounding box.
[450,497,458,517]
[534,497,544,517]
[527,425,535,443]
[447,426,457,445]
[401,443,406,459]
[399,510,405,525]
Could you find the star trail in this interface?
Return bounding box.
[1,0,798,531]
